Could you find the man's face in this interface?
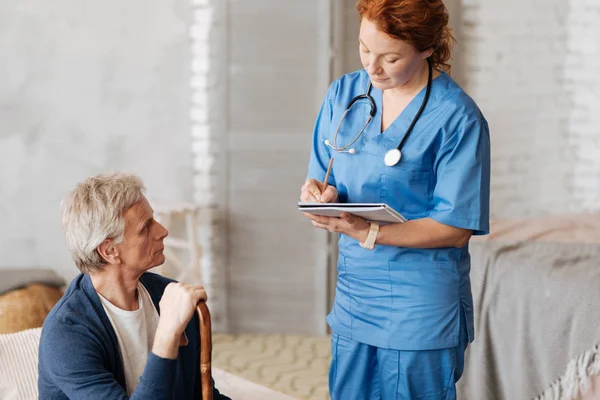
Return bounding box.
[115,196,168,271]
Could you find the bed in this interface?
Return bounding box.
[457,213,600,399]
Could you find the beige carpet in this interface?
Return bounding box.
[213,334,331,400]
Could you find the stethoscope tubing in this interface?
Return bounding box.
[325,58,433,164]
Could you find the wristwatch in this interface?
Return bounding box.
[359,222,380,250]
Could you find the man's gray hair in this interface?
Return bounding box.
[61,173,146,274]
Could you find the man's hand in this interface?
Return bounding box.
[152,283,207,359]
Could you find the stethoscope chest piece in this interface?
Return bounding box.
[384,149,402,167]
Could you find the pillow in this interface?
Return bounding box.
[0,284,63,334]
[0,327,41,400]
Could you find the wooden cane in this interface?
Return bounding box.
[196,301,212,400]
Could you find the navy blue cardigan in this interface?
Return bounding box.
[38,272,229,399]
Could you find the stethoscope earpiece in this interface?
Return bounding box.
[324,140,357,155]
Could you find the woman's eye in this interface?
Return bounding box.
[386,59,398,63]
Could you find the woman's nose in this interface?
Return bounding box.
[365,57,381,75]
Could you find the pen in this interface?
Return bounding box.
[321,158,334,194]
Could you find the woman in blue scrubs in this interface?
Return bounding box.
[301,1,490,399]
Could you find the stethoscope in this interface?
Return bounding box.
[324,58,433,167]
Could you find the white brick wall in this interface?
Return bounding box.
[337,0,600,218]
[189,0,228,331]
[461,0,600,218]
[564,0,600,211]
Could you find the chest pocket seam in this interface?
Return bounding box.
[380,171,431,217]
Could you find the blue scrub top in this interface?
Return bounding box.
[307,69,490,351]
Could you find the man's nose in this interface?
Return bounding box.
[157,222,168,239]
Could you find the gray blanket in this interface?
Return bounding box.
[457,240,600,399]
[0,268,65,296]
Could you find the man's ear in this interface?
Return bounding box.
[97,239,120,265]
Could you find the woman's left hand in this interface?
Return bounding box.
[304,212,371,243]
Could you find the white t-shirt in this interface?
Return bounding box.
[98,283,160,395]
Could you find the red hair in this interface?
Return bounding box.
[356,0,455,73]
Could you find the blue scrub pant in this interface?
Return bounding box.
[329,320,468,400]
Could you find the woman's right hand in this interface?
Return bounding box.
[300,179,338,203]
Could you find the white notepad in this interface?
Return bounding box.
[297,202,406,224]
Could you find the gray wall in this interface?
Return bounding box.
[0,0,194,281]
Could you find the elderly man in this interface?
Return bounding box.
[38,173,230,399]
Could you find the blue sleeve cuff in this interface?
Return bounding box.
[428,211,489,236]
[138,352,178,392]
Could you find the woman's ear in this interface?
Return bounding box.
[97,239,120,265]
[422,48,434,59]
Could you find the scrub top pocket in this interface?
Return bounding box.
[388,259,461,347]
[380,168,431,218]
